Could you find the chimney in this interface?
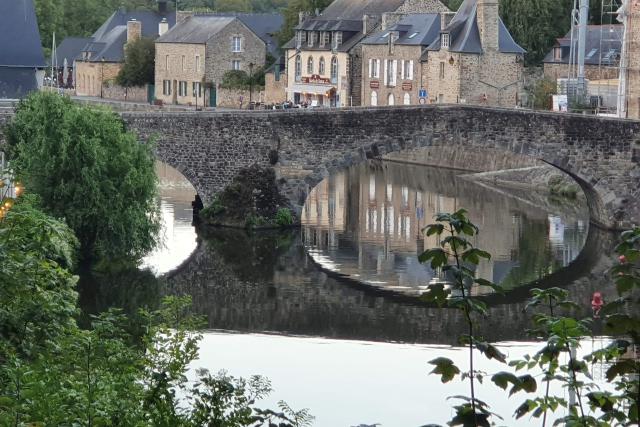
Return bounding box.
[477,0,499,51]
[440,11,455,30]
[127,18,142,43]
[363,14,378,34]
[159,17,169,36]
[381,13,404,31]
[157,0,168,14]
[298,11,307,25]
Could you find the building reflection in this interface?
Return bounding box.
[301,161,589,296]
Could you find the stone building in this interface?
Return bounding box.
[423,0,524,107]
[264,56,287,104]
[75,1,175,97]
[361,13,442,106]
[543,25,622,82]
[154,13,282,107]
[281,0,449,107]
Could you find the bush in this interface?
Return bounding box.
[116,37,155,87]
[219,67,266,90]
[275,208,293,227]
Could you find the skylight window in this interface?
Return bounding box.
[586,48,598,59]
[408,32,419,39]
[382,32,389,38]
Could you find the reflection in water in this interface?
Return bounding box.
[141,162,198,275]
[301,161,589,295]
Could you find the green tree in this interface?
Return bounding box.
[6,92,160,261]
[117,37,156,87]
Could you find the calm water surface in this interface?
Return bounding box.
[81,160,617,427]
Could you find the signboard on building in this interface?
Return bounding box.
[402,82,412,91]
[419,88,427,98]
[370,81,380,89]
[301,74,331,84]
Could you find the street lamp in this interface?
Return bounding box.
[249,62,254,109]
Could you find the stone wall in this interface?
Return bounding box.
[100,83,148,103]
[75,61,123,97]
[216,87,265,108]
[543,63,620,82]
[264,70,287,105]
[120,105,640,230]
[154,42,206,106]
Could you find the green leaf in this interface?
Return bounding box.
[476,341,507,363]
[461,248,491,265]
[428,357,460,383]
[514,399,537,419]
[421,283,451,307]
[491,371,519,390]
[424,223,444,236]
[418,248,448,268]
[605,359,638,382]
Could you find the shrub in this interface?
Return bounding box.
[275,208,293,227]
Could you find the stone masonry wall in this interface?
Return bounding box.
[216,87,265,108]
[75,61,123,97]
[120,105,640,230]
[101,83,148,103]
[543,63,620,82]
[154,42,206,106]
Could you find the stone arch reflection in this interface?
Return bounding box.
[301,160,590,297]
[141,161,198,275]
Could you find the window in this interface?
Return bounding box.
[333,32,342,49]
[388,93,395,106]
[232,36,242,52]
[404,93,410,105]
[330,56,338,83]
[179,80,187,96]
[163,79,171,95]
[308,31,315,47]
[181,55,185,71]
[441,33,450,49]
[296,31,303,48]
[408,32,419,39]
[369,59,380,78]
[165,55,169,70]
[319,57,325,75]
[385,59,396,86]
[402,60,414,80]
[192,81,202,97]
[232,60,241,70]
[307,56,314,74]
[371,90,377,106]
[195,55,200,72]
[439,62,445,79]
[295,55,302,81]
[554,47,562,61]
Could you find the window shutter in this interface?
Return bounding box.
[384,60,388,85]
[392,60,397,85]
[400,60,405,79]
[375,59,380,78]
[409,60,414,80]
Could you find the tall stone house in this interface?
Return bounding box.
[543,25,622,82]
[154,13,282,107]
[282,0,449,107]
[75,1,175,97]
[0,0,46,99]
[361,13,442,106]
[424,0,524,106]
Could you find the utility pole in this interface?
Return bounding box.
[577,0,590,101]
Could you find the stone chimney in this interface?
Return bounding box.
[127,18,142,43]
[381,12,404,31]
[477,0,499,51]
[157,0,168,14]
[362,14,378,34]
[159,17,169,36]
[440,11,455,30]
[298,11,310,25]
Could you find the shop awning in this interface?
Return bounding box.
[287,83,336,95]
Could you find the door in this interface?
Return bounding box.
[147,84,155,104]
[209,86,216,107]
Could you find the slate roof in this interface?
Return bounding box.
[426,0,524,54]
[543,25,623,66]
[0,67,39,99]
[0,0,45,68]
[156,13,283,55]
[81,9,176,62]
[51,37,92,67]
[362,13,441,46]
[317,0,406,20]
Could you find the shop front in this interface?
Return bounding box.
[287,75,340,107]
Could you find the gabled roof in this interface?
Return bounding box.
[157,13,283,55]
[81,9,176,62]
[426,0,524,54]
[543,24,623,66]
[319,0,407,20]
[0,0,45,68]
[52,37,92,66]
[362,13,441,46]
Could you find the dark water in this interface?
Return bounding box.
[77,161,619,427]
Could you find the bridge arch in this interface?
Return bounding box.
[121,106,640,230]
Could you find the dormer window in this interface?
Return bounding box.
[333,32,342,49]
[554,47,562,60]
[296,31,303,48]
[441,33,450,49]
[308,31,315,47]
[319,31,326,47]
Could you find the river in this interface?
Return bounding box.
[79,160,619,426]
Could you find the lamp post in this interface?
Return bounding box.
[248,62,254,109]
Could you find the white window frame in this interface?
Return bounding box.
[232,60,241,70]
[307,56,314,74]
[295,55,302,81]
[439,62,445,79]
[232,36,242,52]
[165,55,169,70]
[371,90,377,106]
[404,93,410,105]
[388,93,395,106]
[330,56,338,83]
[442,33,450,49]
[374,59,380,78]
[319,57,325,75]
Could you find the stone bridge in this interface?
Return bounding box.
[2,105,640,229]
